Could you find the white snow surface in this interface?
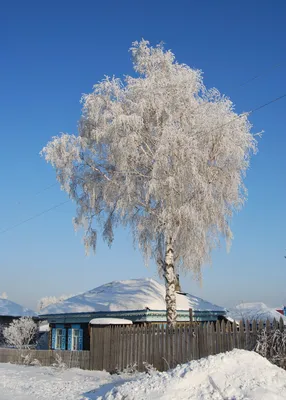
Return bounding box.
[89,318,133,325]
[102,349,286,400]
[0,298,36,317]
[39,322,50,332]
[227,302,286,324]
[40,278,225,315]
[1,350,286,399]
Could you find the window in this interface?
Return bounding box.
[68,326,83,351]
[56,329,63,350]
[52,327,66,350]
[72,329,79,350]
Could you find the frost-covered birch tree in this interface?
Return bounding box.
[42,40,257,326]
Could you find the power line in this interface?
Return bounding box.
[0,200,70,235]
[34,182,58,196]
[16,182,59,206]
[240,62,283,87]
[202,92,286,136]
[249,93,286,114]
[192,60,283,114]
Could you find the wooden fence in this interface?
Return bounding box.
[0,348,90,369]
[0,319,284,372]
[90,318,285,372]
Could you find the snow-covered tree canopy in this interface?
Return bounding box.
[42,39,256,280]
[37,294,74,311]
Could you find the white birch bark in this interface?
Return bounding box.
[164,239,177,327]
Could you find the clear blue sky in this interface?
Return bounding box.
[1,0,285,311]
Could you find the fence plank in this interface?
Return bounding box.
[0,349,90,370]
[239,320,244,349]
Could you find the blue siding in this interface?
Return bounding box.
[79,329,83,351]
[61,329,66,350]
[67,329,72,350]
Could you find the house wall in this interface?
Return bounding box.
[44,309,226,351]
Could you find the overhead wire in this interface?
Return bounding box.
[0,200,70,235]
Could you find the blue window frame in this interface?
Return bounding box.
[67,324,83,351]
[51,324,66,350]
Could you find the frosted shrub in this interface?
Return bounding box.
[52,353,67,370]
[143,361,158,375]
[0,324,4,346]
[256,327,286,369]
[3,317,38,350]
[122,363,138,374]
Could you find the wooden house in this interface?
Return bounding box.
[40,278,226,351]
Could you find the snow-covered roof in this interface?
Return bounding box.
[0,298,37,317]
[40,278,226,315]
[90,318,133,325]
[227,302,286,324]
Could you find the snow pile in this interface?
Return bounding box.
[90,318,133,325]
[102,350,286,400]
[40,278,225,315]
[227,302,286,324]
[39,321,50,332]
[0,298,36,317]
[1,350,285,399]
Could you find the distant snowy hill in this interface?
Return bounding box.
[40,278,226,315]
[0,298,36,317]
[227,302,286,323]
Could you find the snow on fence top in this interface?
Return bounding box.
[0,298,37,317]
[40,278,226,315]
[89,318,133,325]
[227,302,286,324]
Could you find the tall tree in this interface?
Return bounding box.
[42,40,257,326]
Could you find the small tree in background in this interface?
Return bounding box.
[37,294,74,311]
[42,40,257,326]
[3,317,38,350]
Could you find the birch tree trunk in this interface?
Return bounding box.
[163,239,177,327]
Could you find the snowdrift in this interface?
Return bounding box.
[102,349,286,400]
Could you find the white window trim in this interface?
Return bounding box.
[55,328,63,350]
[71,328,80,351]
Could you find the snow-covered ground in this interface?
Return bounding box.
[0,350,286,399]
[0,362,134,400]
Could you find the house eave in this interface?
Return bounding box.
[40,308,226,324]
